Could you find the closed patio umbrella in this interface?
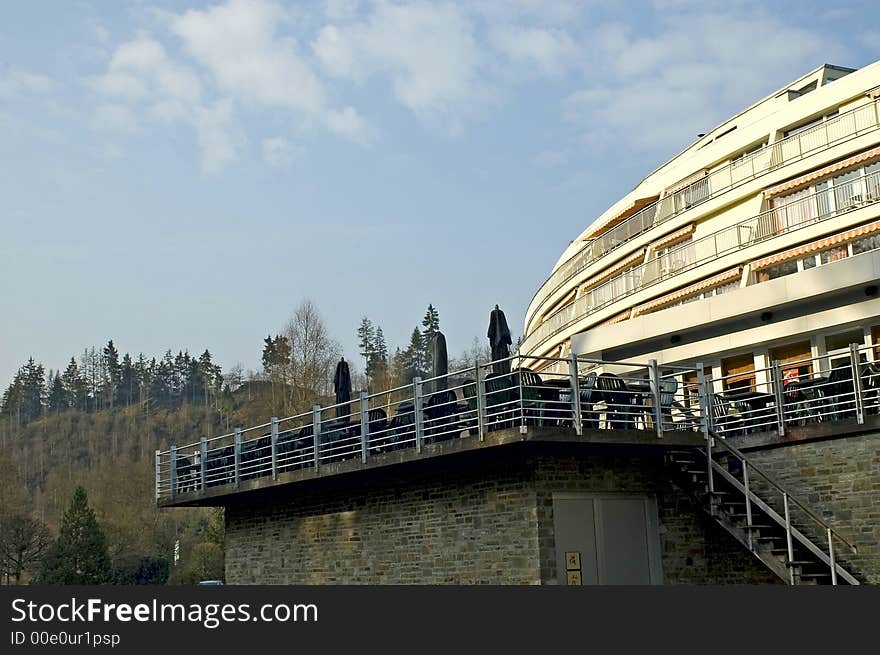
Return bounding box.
[333,357,352,419]
[432,331,449,391]
[487,305,512,375]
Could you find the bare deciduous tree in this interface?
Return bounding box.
[283,300,340,413]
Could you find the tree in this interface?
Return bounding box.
[102,340,121,408]
[283,300,340,411]
[118,353,137,407]
[61,358,86,411]
[357,317,376,371]
[38,486,111,584]
[0,514,51,583]
[47,372,66,413]
[421,304,440,373]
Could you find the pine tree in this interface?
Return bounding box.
[118,353,137,406]
[38,487,111,584]
[369,326,388,388]
[102,340,121,408]
[61,358,86,411]
[357,317,376,371]
[19,358,45,424]
[47,372,66,413]
[421,304,440,374]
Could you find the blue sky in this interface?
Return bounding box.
[1,0,878,385]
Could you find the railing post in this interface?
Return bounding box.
[649,359,663,438]
[233,428,241,488]
[517,360,526,434]
[170,445,178,499]
[783,492,795,585]
[155,450,161,501]
[568,354,582,436]
[850,343,865,424]
[312,405,321,471]
[270,417,279,480]
[743,460,753,551]
[360,392,370,464]
[696,366,714,513]
[772,361,786,437]
[413,377,424,453]
[828,528,838,586]
[476,361,487,441]
[200,437,207,490]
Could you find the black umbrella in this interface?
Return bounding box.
[333,357,352,419]
[487,304,512,375]
[432,331,449,391]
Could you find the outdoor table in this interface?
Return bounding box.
[721,390,775,432]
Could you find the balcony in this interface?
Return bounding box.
[156,341,880,506]
[520,167,880,358]
[526,99,880,333]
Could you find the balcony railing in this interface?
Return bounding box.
[155,354,707,502]
[527,99,880,331]
[706,342,879,442]
[520,167,880,357]
[156,340,880,507]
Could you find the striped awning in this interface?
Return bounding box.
[652,223,695,250]
[587,248,646,288]
[751,220,880,269]
[584,194,660,239]
[633,267,741,316]
[597,310,631,327]
[764,146,880,197]
[665,169,708,195]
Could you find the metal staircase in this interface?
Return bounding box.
[665,431,860,585]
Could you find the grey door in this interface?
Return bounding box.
[553,494,662,585]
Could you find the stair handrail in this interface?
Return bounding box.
[708,430,858,554]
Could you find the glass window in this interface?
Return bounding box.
[833,169,862,210]
[825,329,863,352]
[801,255,817,269]
[764,259,798,280]
[866,161,880,201]
[815,181,831,216]
[820,245,848,264]
[852,233,880,255]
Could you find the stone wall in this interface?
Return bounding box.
[225,455,543,584]
[225,446,779,585]
[738,431,880,584]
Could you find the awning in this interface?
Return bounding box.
[597,310,631,327]
[764,146,880,197]
[665,169,708,195]
[633,267,741,316]
[587,248,646,288]
[751,220,880,269]
[583,194,660,240]
[652,223,695,250]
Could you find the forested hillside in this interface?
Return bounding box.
[0,300,493,584]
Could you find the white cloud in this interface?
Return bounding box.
[489,26,578,74]
[566,10,851,153]
[261,136,304,168]
[313,1,490,124]
[169,0,373,142]
[92,103,139,132]
[194,100,240,174]
[0,69,56,98]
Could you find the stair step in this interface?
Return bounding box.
[742,525,776,531]
[798,572,832,579]
[786,560,819,567]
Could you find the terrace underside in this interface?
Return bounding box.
[159,425,706,508]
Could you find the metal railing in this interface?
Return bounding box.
[521,166,880,357]
[704,341,880,440]
[155,355,711,501]
[527,98,880,332]
[702,431,859,585]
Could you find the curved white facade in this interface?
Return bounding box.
[522,61,880,382]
